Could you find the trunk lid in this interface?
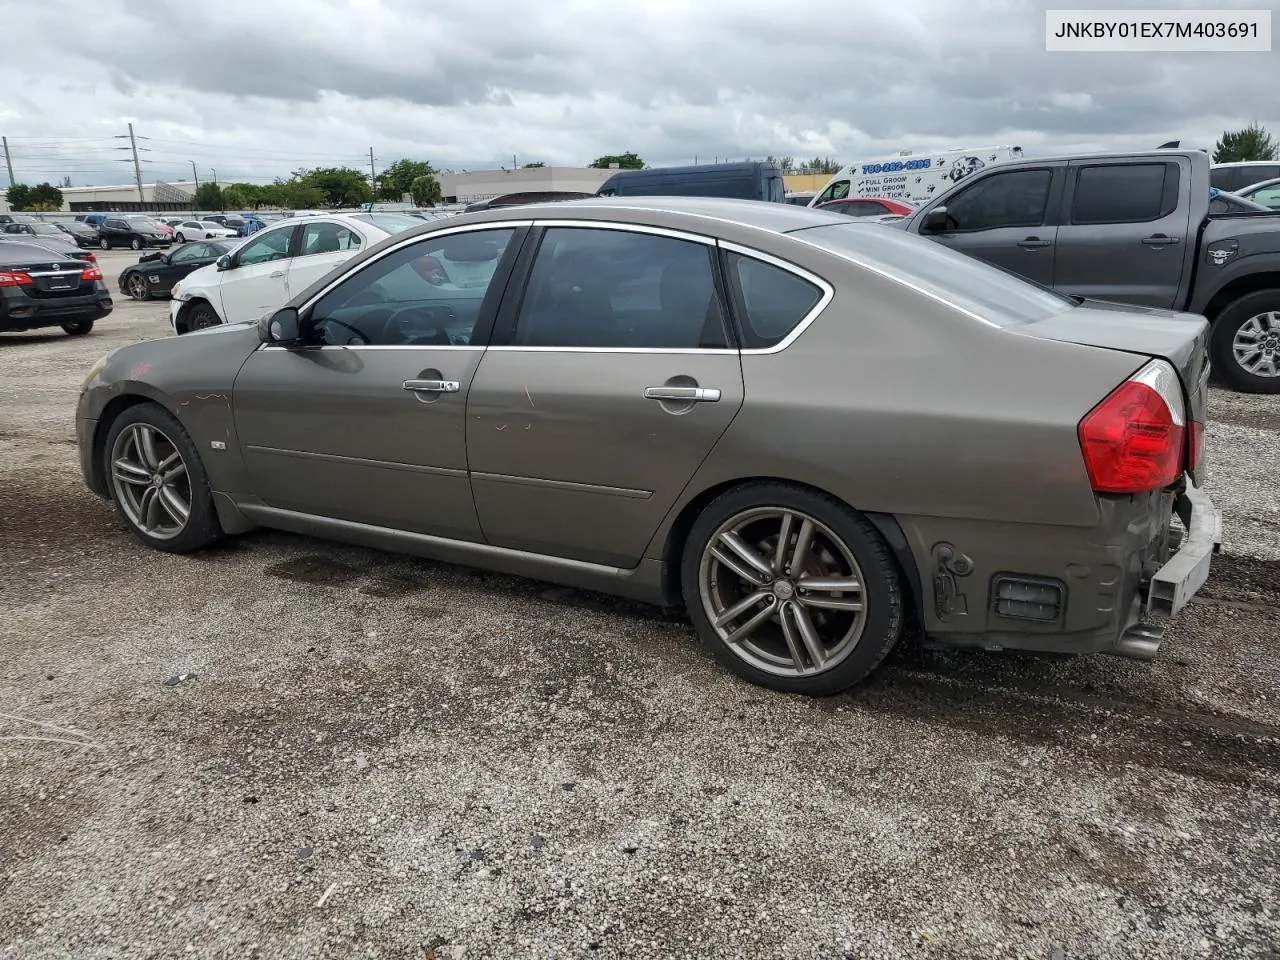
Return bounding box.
[1,252,93,298]
[1019,299,1210,483]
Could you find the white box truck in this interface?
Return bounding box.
[808,145,1024,208]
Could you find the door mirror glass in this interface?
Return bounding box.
[216,254,232,271]
[921,207,950,234]
[259,306,301,344]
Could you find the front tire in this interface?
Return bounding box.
[681,482,905,696]
[1211,291,1280,393]
[186,301,221,332]
[127,273,150,301]
[176,233,186,243]
[130,237,142,251]
[61,319,94,336]
[99,237,110,250]
[103,404,223,553]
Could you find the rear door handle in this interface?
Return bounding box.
[643,386,721,402]
[269,270,285,278]
[1017,237,1051,249]
[403,379,460,393]
[1142,234,1181,246]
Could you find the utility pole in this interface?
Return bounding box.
[190,160,200,190]
[1,136,14,187]
[127,122,144,203]
[368,147,377,197]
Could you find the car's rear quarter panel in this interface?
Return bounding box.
[647,238,1164,649]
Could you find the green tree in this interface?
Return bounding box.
[298,166,373,208]
[375,159,435,201]
[27,182,63,210]
[410,174,443,207]
[522,161,546,168]
[802,156,842,175]
[589,152,645,169]
[5,183,33,210]
[193,182,224,210]
[1213,123,1279,163]
[274,178,326,210]
[221,182,266,210]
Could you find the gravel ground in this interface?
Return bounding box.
[2,250,1279,960]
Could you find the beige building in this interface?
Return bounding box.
[437,166,613,204]
[0,180,199,214]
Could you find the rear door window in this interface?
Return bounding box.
[1071,163,1179,224]
[725,253,825,349]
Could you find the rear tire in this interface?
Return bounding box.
[681,482,905,696]
[62,319,94,336]
[176,233,186,243]
[130,238,142,251]
[1211,291,1280,394]
[99,238,109,250]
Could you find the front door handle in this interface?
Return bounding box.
[1017,237,1051,249]
[403,378,460,393]
[643,386,721,403]
[269,270,285,278]
[1142,234,1181,246]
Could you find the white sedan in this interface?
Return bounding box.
[168,212,423,333]
[173,220,239,242]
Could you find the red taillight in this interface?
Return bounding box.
[0,271,34,287]
[82,252,97,262]
[1079,360,1185,494]
[1187,420,1205,473]
[81,266,104,281]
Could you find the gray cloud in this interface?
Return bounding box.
[0,0,1274,188]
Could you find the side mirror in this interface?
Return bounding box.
[921,207,950,234]
[259,306,301,345]
[216,254,232,271]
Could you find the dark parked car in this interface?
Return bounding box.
[97,217,172,251]
[118,240,237,300]
[56,220,100,246]
[0,233,99,265]
[1,240,112,336]
[76,197,1217,696]
[895,149,1280,392]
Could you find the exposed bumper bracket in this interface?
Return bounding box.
[1147,483,1221,618]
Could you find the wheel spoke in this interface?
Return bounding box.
[710,546,769,588]
[796,575,861,592]
[138,487,160,532]
[778,603,812,674]
[136,428,160,470]
[787,518,814,574]
[723,599,778,645]
[158,486,190,525]
[157,450,182,472]
[161,462,188,485]
[717,531,774,581]
[112,458,151,485]
[791,604,827,669]
[773,510,795,574]
[713,589,770,629]
[799,594,865,612]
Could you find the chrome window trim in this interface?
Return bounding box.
[257,343,486,352]
[718,240,835,355]
[528,219,717,247]
[297,220,534,314]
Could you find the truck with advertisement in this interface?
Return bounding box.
[808,146,1024,208]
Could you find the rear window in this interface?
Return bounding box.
[1071,163,1179,225]
[794,222,1076,327]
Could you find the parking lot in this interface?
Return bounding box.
[2,249,1279,958]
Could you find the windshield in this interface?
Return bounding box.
[792,222,1076,326]
[353,213,425,235]
[31,223,62,235]
[127,218,160,230]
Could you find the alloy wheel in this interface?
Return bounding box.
[1234,311,1280,378]
[698,506,868,678]
[128,274,149,300]
[109,423,192,540]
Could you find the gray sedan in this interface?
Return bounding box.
[75,198,1220,695]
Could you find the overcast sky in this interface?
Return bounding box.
[0,0,1275,188]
